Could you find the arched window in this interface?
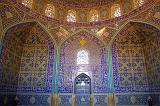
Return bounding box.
[67,10,76,22]
[89,9,99,22]
[111,4,121,18]
[45,4,55,18]
[77,50,89,65]
[22,0,33,9]
[133,0,144,8]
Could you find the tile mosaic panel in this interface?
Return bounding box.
[93,94,108,106]
[58,94,72,106]
[0,22,55,93]
[59,32,108,93]
[0,93,51,106]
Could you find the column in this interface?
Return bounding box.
[51,93,58,106]
[72,94,76,106]
[109,93,115,106]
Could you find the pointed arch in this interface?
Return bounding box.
[109,20,160,46]
[1,20,57,47]
[0,21,56,93]
[111,21,160,93]
[58,30,107,93]
[60,29,106,47]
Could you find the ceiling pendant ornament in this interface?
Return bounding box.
[79,37,87,47]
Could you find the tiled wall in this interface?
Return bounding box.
[112,23,160,105]
[0,22,54,106]
[59,32,108,93]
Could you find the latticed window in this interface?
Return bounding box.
[111,4,121,18]
[77,50,89,65]
[45,4,55,18]
[67,10,76,22]
[133,0,144,8]
[22,0,33,9]
[89,9,99,22]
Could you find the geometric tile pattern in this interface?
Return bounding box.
[93,94,108,106]
[115,94,152,106]
[59,31,108,93]
[143,28,160,91]
[58,94,72,106]
[112,22,160,96]
[76,94,90,106]
[0,22,54,93]
[112,29,148,92]
[0,93,51,106]
[135,23,160,92]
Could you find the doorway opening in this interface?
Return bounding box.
[75,73,91,94]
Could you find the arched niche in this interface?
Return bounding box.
[0,21,55,93]
[58,31,108,94]
[74,73,91,94]
[111,22,160,93]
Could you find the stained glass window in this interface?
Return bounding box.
[133,0,144,8]
[77,50,89,64]
[111,4,121,18]
[45,4,55,18]
[22,0,33,9]
[89,9,99,22]
[67,10,76,22]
